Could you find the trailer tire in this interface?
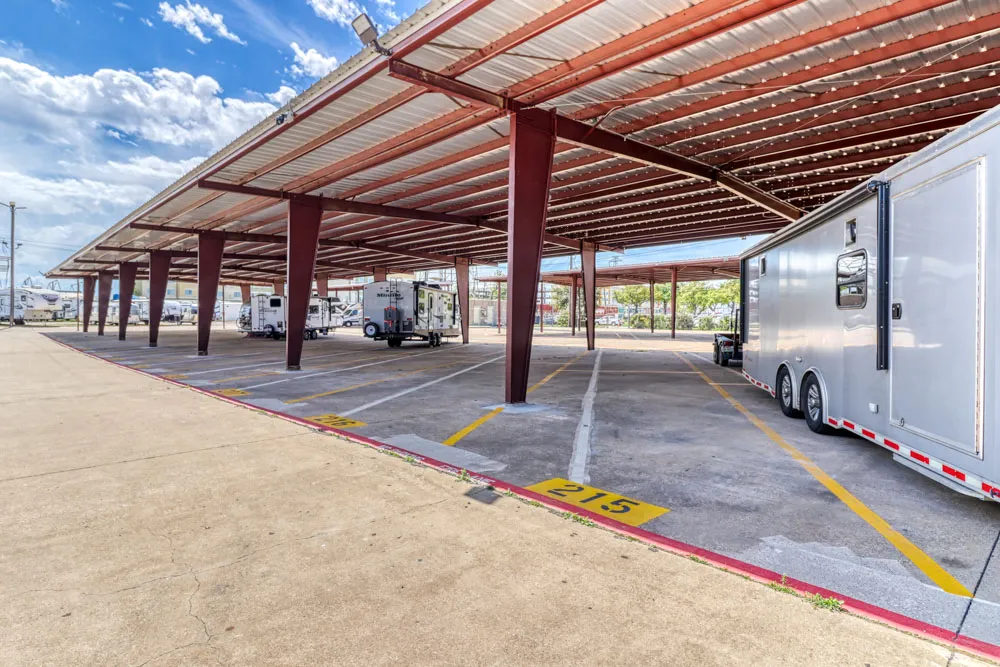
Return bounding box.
[777,366,803,419]
[802,374,833,434]
[363,322,379,338]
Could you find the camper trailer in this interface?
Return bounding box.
[362,280,460,347]
[0,288,62,323]
[238,294,342,339]
[738,106,1000,502]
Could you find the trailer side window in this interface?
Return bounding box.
[845,219,857,246]
[759,255,767,276]
[308,305,319,315]
[836,250,867,309]
[269,298,282,308]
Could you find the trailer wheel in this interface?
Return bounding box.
[777,366,803,419]
[802,374,833,434]
[363,322,379,338]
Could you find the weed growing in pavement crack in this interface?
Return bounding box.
[767,574,796,596]
[808,594,845,612]
[455,469,472,483]
[688,555,708,565]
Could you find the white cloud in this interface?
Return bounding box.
[0,57,279,150]
[158,2,246,45]
[289,42,338,79]
[266,86,297,105]
[375,0,400,24]
[140,17,154,27]
[306,0,361,28]
[114,2,132,9]
[0,56,289,279]
[0,170,157,217]
[51,0,69,11]
[186,48,196,55]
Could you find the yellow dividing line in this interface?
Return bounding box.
[674,352,972,598]
[443,351,588,446]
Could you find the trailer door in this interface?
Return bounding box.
[890,160,984,457]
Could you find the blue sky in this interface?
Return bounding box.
[0,0,757,289]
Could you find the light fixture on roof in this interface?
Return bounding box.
[352,12,392,57]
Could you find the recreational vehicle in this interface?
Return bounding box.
[238,294,342,339]
[0,288,62,323]
[362,280,460,347]
[737,106,1000,502]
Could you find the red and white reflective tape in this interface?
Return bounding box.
[741,369,998,502]
[742,370,776,397]
[827,416,1000,503]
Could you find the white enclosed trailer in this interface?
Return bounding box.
[237,294,342,339]
[740,106,1000,502]
[362,280,460,347]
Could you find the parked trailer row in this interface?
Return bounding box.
[721,105,1000,502]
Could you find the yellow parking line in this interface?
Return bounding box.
[675,352,972,598]
[443,407,505,445]
[443,351,588,446]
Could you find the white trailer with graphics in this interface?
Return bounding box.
[237,294,342,339]
[0,288,62,323]
[362,280,460,347]
[739,107,1000,502]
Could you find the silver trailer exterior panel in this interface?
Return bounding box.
[741,106,1000,502]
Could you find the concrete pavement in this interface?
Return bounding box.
[0,327,992,666]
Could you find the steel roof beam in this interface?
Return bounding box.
[196,179,488,227]
[390,61,804,221]
[577,0,959,124]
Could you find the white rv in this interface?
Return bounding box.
[362,280,460,347]
[238,294,342,339]
[739,106,1000,502]
[0,288,63,323]
[106,301,142,326]
[214,300,243,323]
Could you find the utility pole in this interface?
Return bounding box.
[5,202,26,328]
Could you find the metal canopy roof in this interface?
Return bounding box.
[479,256,741,288]
[48,0,1000,284]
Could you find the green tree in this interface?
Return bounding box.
[549,285,569,311]
[614,285,652,328]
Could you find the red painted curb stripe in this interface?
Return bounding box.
[43,334,1000,663]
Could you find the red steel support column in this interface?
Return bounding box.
[272,280,284,295]
[148,251,171,347]
[649,280,655,334]
[316,272,329,297]
[373,267,388,281]
[582,242,596,351]
[117,262,138,341]
[670,267,678,340]
[96,272,113,336]
[285,199,323,370]
[455,258,470,344]
[82,276,95,333]
[570,275,578,336]
[197,232,225,355]
[240,284,252,304]
[505,108,555,403]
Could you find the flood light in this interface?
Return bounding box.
[352,13,378,46]
[352,13,392,56]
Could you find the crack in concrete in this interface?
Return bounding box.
[0,432,313,484]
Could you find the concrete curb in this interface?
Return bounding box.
[43,333,1000,664]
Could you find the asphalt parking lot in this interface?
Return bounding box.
[50,324,1000,647]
